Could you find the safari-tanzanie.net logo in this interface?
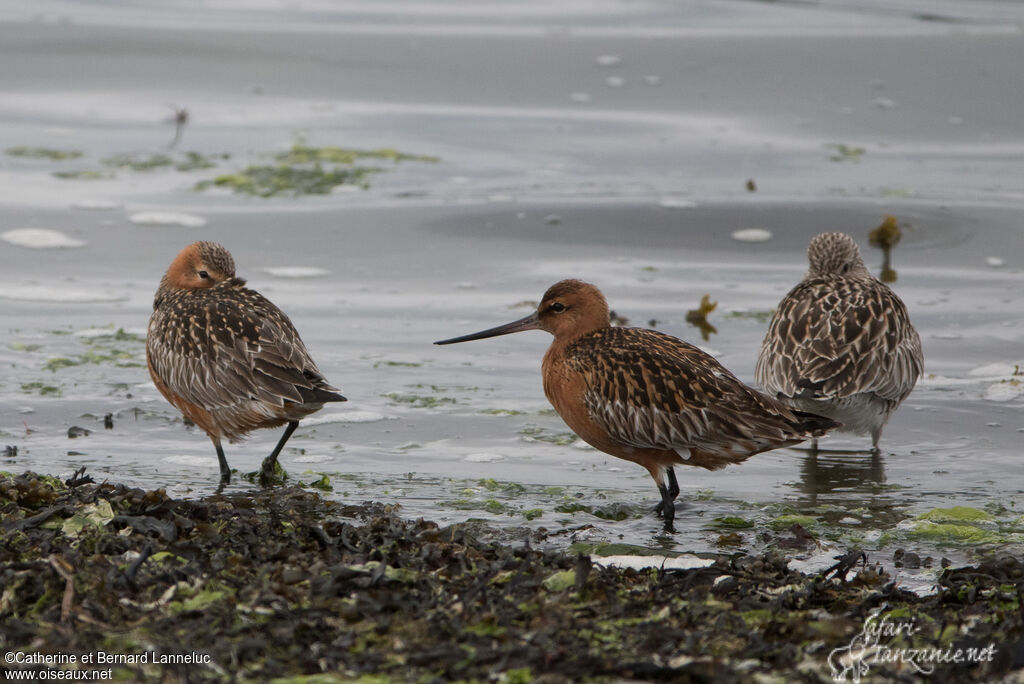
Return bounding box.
[829,607,997,681]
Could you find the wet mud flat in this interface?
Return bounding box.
[2,472,1023,683]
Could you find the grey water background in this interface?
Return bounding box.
[1,0,1023,580]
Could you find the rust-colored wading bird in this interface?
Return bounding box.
[147,242,345,485]
[756,232,923,452]
[435,280,838,530]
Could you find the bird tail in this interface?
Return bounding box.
[790,410,840,437]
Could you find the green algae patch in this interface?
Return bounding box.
[5,146,83,161]
[917,506,994,523]
[768,514,819,531]
[274,143,438,165]
[382,391,456,409]
[827,143,865,162]
[518,425,578,446]
[20,382,61,396]
[102,153,175,171]
[195,141,438,197]
[542,570,577,592]
[197,164,379,198]
[301,473,333,492]
[53,169,111,180]
[909,522,1003,545]
[709,516,755,530]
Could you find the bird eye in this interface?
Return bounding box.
[841,263,850,274]
[198,270,211,280]
[550,302,566,313]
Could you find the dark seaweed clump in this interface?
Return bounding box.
[2,471,1023,682]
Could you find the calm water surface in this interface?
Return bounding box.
[1,0,1023,587]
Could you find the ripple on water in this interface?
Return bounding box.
[1,228,85,248]
[72,199,122,211]
[163,455,218,468]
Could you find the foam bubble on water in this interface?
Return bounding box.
[968,362,1019,377]
[128,211,208,227]
[595,55,622,67]
[605,76,625,88]
[301,411,388,426]
[984,383,1023,402]
[463,452,505,463]
[569,92,592,103]
[658,197,697,209]
[986,257,1006,267]
[262,266,330,278]
[1,228,84,248]
[72,199,121,211]
[595,555,714,571]
[570,439,594,450]
[731,228,773,243]
[0,284,126,302]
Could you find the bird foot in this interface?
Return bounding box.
[258,458,287,487]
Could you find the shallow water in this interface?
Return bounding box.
[2,0,1023,590]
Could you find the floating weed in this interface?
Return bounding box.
[479,408,526,416]
[767,514,819,531]
[5,146,83,161]
[20,382,61,396]
[275,143,439,166]
[518,425,578,446]
[381,391,456,409]
[827,143,866,162]
[372,360,423,369]
[53,170,112,180]
[726,309,775,323]
[196,164,379,198]
[686,294,718,340]
[42,357,77,372]
[102,153,175,171]
[301,473,333,492]
[174,151,229,172]
[709,516,756,530]
[10,343,43,352]
[523,508,543,521]
[194,143,438,198]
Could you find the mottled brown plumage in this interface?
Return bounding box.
[756,232,923,450]
[147,241,345,485]
[436,279,837,530]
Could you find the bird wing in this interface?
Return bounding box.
[756,278,922,403]
[568,328,808,460]
[147,284,341,412]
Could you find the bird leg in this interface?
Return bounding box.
[653,467,679,532]
[214,441,230,485]
[654,467,680,516]
[260,420,298,485]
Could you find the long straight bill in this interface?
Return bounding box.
[434,312,540,345]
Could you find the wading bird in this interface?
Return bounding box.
[147,241,345,485]
[756,232,923,452]
[435,279,837,530]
